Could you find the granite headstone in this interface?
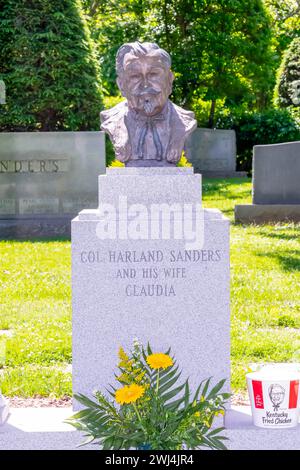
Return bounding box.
[0,131,105,238]
[235,141,300,223]
[185,128,246,177]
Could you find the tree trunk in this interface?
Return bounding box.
[208,99,216,128]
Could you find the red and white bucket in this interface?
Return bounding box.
[247,364,300,428]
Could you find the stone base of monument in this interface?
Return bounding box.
[1,406,300,450]
[0,395,9,425]
[235,204,300,224]
[72,168,231,406]
[0,216,73,239]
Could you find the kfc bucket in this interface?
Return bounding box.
[247,364,300,428]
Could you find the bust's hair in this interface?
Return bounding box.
[116,42,171,79]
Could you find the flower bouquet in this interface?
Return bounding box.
[67,341,230,450]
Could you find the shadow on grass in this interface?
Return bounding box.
[0,237,70,243]
[257,230,300,242]
[255,251,300,272]
[202,181,252,203]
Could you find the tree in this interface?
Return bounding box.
[83,0,147,95]
[0,0,103,131]
[274,38,300,108]
[82,0,275,127]
[264,0,300,56]
[149,0,275,127]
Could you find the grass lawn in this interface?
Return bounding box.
[0,177,300,398]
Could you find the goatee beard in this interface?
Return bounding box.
[130,90,162,116]
[143,98,155,114]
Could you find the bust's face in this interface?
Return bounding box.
[119,53,174,116]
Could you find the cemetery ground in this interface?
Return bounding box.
[0,177,300,404]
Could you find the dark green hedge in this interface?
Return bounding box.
[217,108,300,174]
[0,0,103,131]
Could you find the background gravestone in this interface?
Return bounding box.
[235,141,300,223]
[185,128,246,177]
[0,132,105,239]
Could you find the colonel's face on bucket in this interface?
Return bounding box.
[119,53,174,117]
[269,384,285,406]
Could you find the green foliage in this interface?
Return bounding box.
[83,0,275,127]
[151,0,274,121]
[277,314,297,328]
[217,108,300,172]
[274,38,300,108]
[67,342,229,450]
[83,0,146,95]
[264,0,300,57]
[0,0,103,131]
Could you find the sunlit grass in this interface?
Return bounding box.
[0,178,299,397]
[204,177,300,392]
[0,241,71,397]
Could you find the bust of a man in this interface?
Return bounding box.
[100,42,197,166]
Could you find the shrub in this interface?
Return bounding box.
[274,38,300,108]
[0,0,103,131]
[217,108,300,173]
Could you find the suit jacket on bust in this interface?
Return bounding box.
[100,100,197,164]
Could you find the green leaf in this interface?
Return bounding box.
[192,377,210,402]
[210,436,228,450]
[207,379,227,399]
[159,371,182,395]
[165,396,186,411]
[184,381,190,409]
[74,393,103,409]
[156,362,177,381]
[207,427,226,437]
[77,435,95,447]
[161,382,187,403]
[201,378,212,398]
[158,366,179,387]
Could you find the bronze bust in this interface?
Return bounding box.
[100,42,197,167]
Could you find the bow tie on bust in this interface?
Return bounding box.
[133,106,168,161]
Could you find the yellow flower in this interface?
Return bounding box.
[117,372,131,384]
[146,353,173,370]
[118,347,133,369]
[194,411,200,418]
[135,371,146,383]
[115,384,145,405]
[118,347,129,362]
